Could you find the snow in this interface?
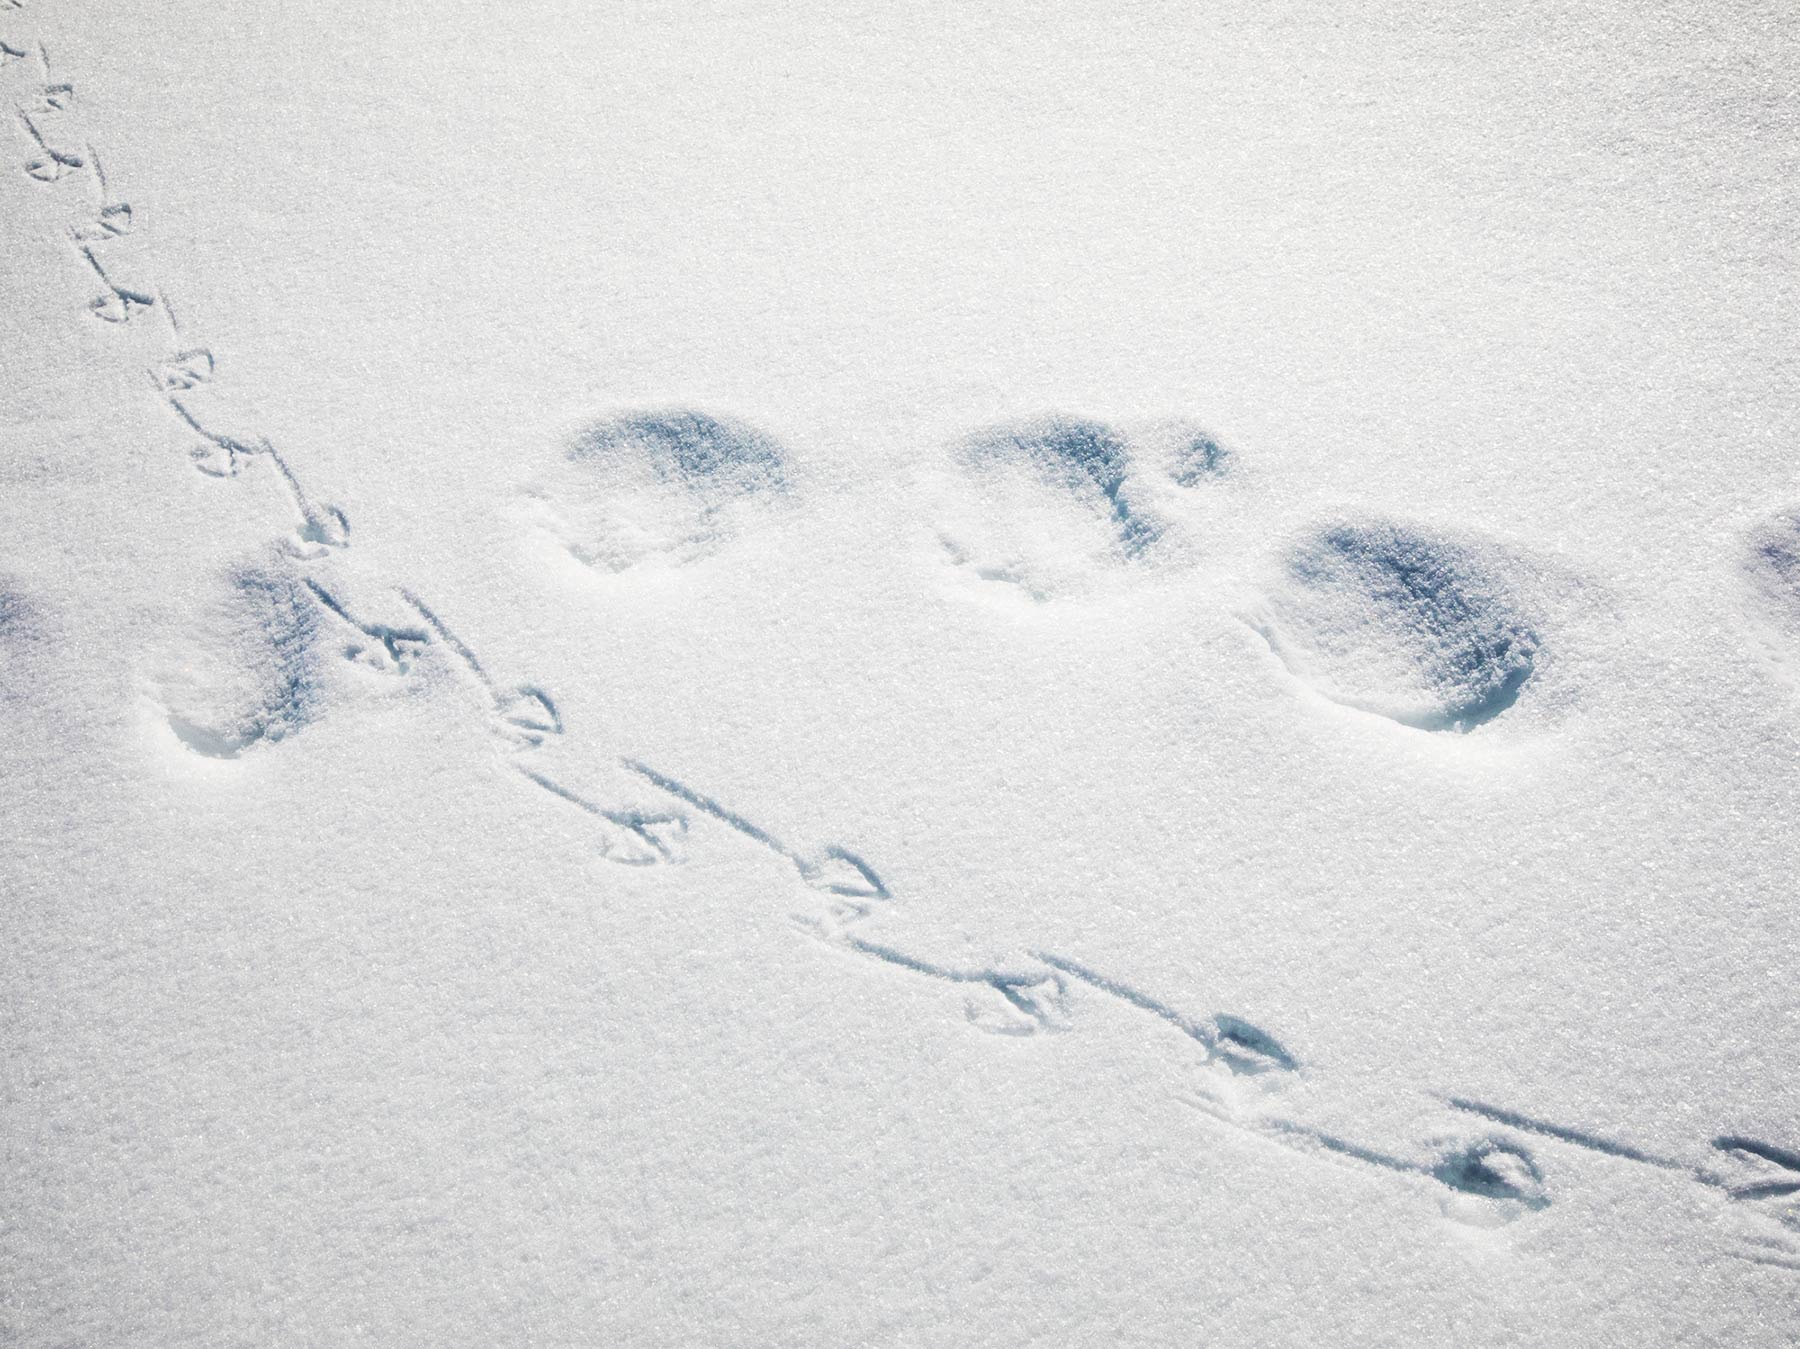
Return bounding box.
[3,1,1798,1344]
[1251,519,1546,733]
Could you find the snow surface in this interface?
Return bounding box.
[3,1,1799,1344]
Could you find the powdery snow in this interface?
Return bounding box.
[3,2,1798,1345]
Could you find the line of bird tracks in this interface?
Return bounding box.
[3,7,1794,1273]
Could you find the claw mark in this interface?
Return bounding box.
[496,685,562,743]
[1703,1136,1800,1269]
[399,589,563,748]
[1191,1097,1550,1213]
[516,766,685,867]
[157,285,192,340]
[147,295,215,392]
[1034,951,1297,1075]
[800,920,1069,1036]
[12,48,73,113]
[1714,1136,1800,1176]
[1710,1136,1800,1202]
[1439,1107,1800,1268]
[800,846,890,918]
[167,392,259,476]
[267,446,348,556]
[71,200,130,241]
[622,758,781,850]
[302,578,428,674]
[29,82,72,113]
[1731,1180,1800,1202]
[622,757,890,905]
[78,245,155,322]
[149,347,215,393]
[1273,1119,1415,1175]
[19,111,83,181]
[1442,1097,1687,1172]
[70,148,131,240]
[166,392,348,553]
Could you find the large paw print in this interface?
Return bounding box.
[1250,519,1542,733]
[530,408,790,573]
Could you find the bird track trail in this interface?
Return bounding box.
[2,5,1793,1274]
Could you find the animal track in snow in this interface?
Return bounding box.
[9,48,84,165]
[935,416,1159,601]
[583,407,787,494]
[12,30,1792,1278]
[1740,509,1800,686]
[1162,420,1232,487]
[811,919,1555,1226]
[164,380,351,558]
[1205,1109,1553,1222]
[622,757,890,917]
[797,923,1073,1036]
[156,562,324,758]
[961,416,1158,554]
[0,579,46,703]
[302,578,686,864]
[1104,416,1235,492]
[1034,951,1296,1075]
[535,408,789,573]
[302,578,430,675]
[70,186,153,313]
[3,59,347,561]
[0,583,28,635]
[77,241,155,323]
[517,767,689,868]
[68,146,130,242]
[1706,1135,1800,1269]
[1712,1136,1800,1203]
[934,414,1225,602]
[1429,1136,1549,1208]
[400,590,563,749]
[1251,519,1541,732]
[1441,1098,1800,1258]
[149,345,215,393]
[22,79,72,116]
[15,107,82,182]
[1442,1096,1688,1171]
[1745,510,1800,608]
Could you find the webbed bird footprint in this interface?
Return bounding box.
[1712,1136,1800,1208]
[1702,1135,1800,1266]
[304,579,430,675]
[1251,519,1541,733]
[532,407,789,573]
[1430,1136,1549,1213]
